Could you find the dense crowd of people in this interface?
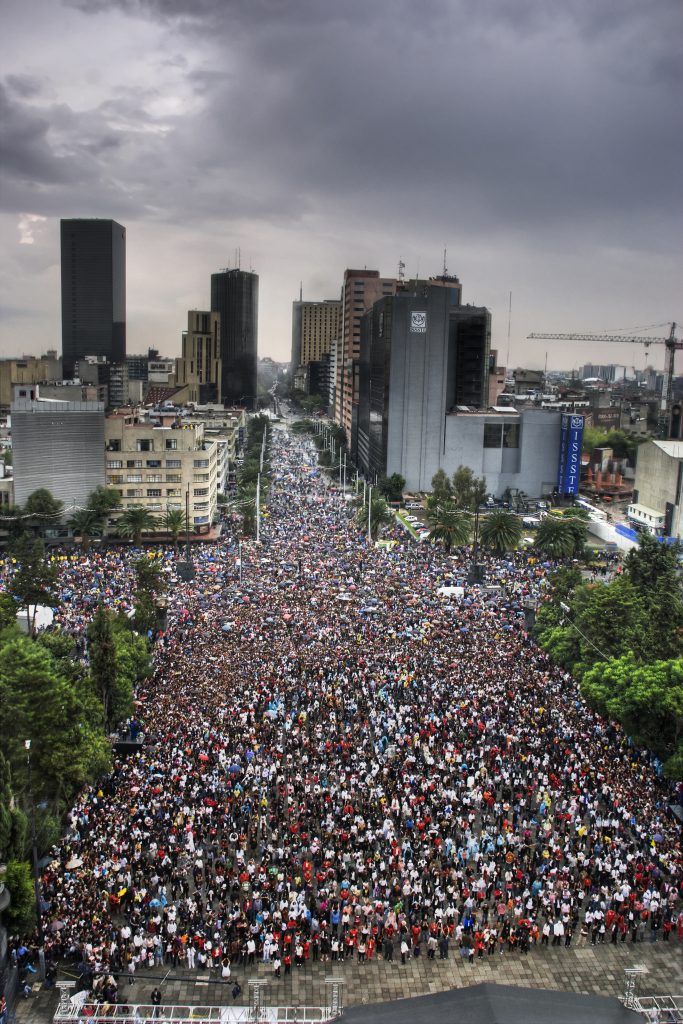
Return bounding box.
[5,426,682,1008]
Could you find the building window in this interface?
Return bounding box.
[166,474,182,483]
[503,423,520,448]
[483,423,503,448]
[166,459,181,468]
[193,488,209,497]
[126,488,143,497]
[146,459,161,467]
[147,489,162,497]
[127,459,142,469]
[108,475,124,485]
[107,460,123,469]
[167,488,182,497]
[193,474,209,483]
[166,439,177,450]
[193,459,209,468]
[147,474,163,483]
[107,440,121,452]
[127,474,142,483]
[136,439,152,452]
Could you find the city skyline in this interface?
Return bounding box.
[1,0,681,373]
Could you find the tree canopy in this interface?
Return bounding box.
[535,536,683,777]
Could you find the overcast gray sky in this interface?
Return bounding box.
[1,0,681,372]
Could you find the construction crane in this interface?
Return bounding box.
[528,322,680,438]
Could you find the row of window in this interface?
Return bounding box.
[122,488,214,500]
[108,458,182,469]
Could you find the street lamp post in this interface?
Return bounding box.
[24,740,45,980]
[367,484,373,543]
[468,504,486,585]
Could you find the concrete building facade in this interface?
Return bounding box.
[629,439,683,539]
[335,270,397,439]
[176,310,222,404]
[356,282,489,483]
[105,413,218,529]
[61,219,126,378]
[0,352,62,409]
[11,388,105,509]
[355,284,562,496]
[291,298,341,372]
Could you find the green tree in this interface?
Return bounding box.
[451,465,487,511]
[318,449,333,468]
[3,859,35,930]
[23,488,64,536]
[68,508,103,551]
[534,516,579,559]
[0,632,110,807]
[480,510,523,554]
[161,508,189,554]
[625,533,682,591]
[430,469,453,502]
[562,509,589,556]
[378,473,406,502]
[87,604,119,729]
[117,505,157,546]
[88,485,122,523]
[0,591,17,631]
[3,504,27,548]
[0,750,28,862]
[7,538,61,636]
[581,654,683,776]
[355,496,392,540]
[429,502,472,554]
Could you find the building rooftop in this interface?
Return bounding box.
[653,440,683,459]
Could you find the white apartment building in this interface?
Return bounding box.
[104,411,218,530]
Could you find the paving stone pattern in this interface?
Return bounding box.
[15,941,683,1023]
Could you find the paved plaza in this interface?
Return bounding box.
[14,940,683,1022]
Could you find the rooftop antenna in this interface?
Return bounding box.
[443,247,448,276]
[238,247,241,269]
[299,281,303,301]
[505,291,512,369]
[398,259,405,282]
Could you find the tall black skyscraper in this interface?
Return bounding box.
[61,219,126,378]
[210,268,258,407]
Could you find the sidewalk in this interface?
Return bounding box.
[13,940,683,1022]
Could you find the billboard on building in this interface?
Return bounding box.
[557,414,584,494]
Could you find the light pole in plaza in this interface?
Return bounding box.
[256,472,261,543]
[24,740,45,980]
[468,503,487,585]
[367,484,373,543]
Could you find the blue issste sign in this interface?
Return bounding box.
[557,414,584,494]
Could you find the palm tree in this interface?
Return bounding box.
[117,505,157,547]
[68,508,104,551]
[562,509,589,555]
[479,510,523,555]
[535,516,578,559]
[429,502,471,554]
[355,496,392,540]
[160,507,189,555]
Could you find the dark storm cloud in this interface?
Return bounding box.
[4,0,682,296]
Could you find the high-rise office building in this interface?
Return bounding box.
[60,219,126,379]
[335,270,397,441]
[291,298,341,371]
[176,310,222,404]
[210,269,258,408]
[356,281,492,488]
